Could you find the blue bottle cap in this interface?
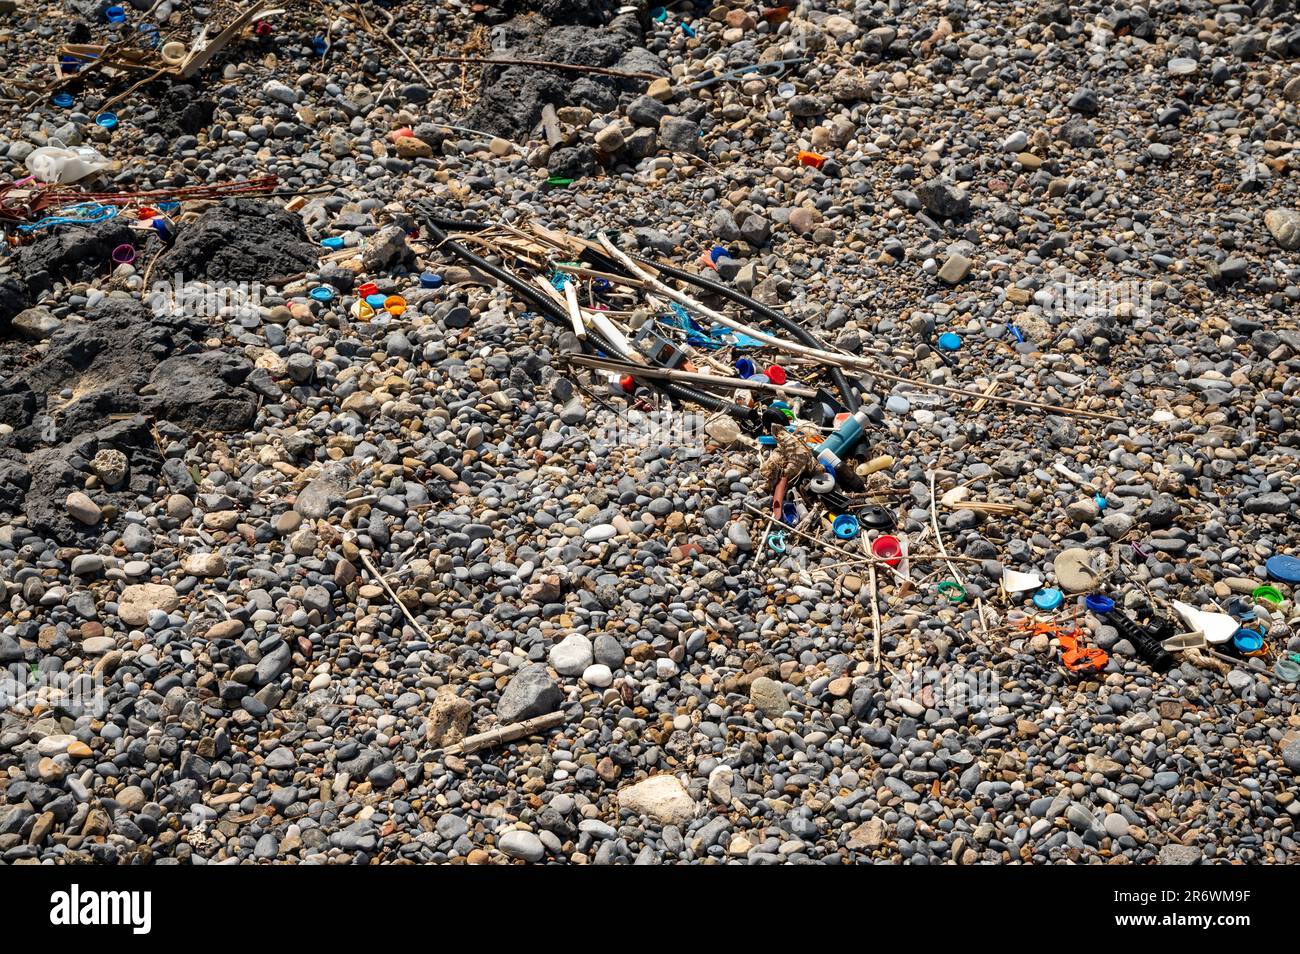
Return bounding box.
[937,332,962,352]
[321,236,344,250]
[1232,627,1264,654]
[96,112,119,130]
[105,5,126,23]
[1033,588,1063,611]
[309,286,334,302]
[420,272,443,289]
[365,293,387,309]
[710,245,729,263]
[52,92,74,108]
[756,435,777,447]
[1084,594,1114,615]
[832,514,860,540]
[781,502,798,525]
[1266,555,1300,584]
[734,357,755,379]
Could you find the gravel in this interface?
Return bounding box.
[1,0,1298,868]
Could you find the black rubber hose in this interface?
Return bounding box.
[413,210,752,420]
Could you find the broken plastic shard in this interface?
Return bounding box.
[1002,568,1043,594]
[1171,601,1238,645]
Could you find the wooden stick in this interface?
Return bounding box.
[443,710,567,756]
[929,470,965,588]
[357,549,431,642]
[561,277,586,339]
[869,564,882,671]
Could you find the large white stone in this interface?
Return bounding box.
[618,775,697,826]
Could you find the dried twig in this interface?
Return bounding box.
[442,711,567,756]
[357,549,431,642]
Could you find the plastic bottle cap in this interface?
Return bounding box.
[52,93,74,108]
[1084,594,1114,615]
[357,281,379,298]
[321,236,344,249]
[871,534,902,566]
[1266,555,1300,583]
[777,83,796,98]
[96,112,119,130]
[1276,658,1300,682]
[309,286,334,302]
[832,514,860,540]
[1033,588,1064,611]
[420,272,443,289]
[1232,627,1264,654]
[808,473,835,494]
[352,300,375,320]
[734,357,754,379]
[365,293,387,309]
[1252,585,1283,606]
[765,364,787,385]
[383,295,406,316]
[151,218,170,238]
[781,502,798,525]
[111,244,135,265]
[105,5,126,22]
[937,332,962,352]
[710,245,729,263]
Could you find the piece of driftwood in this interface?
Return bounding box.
[181,5,285,78]
[443,710,567,756]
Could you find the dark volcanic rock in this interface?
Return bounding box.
[0,297,264,542]
[462,11,654,140]
[16,220,137,295]
[147,350,258,432]
[153,198,318,282]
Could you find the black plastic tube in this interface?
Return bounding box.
[412,208,752,420]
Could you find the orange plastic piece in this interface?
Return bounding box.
[797,150,826,169]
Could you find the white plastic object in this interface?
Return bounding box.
[1171,601,1237,645]
[160,41,187,66]
[1002,568,1042,594]
[25,145,110,184]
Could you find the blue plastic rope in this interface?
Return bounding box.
[17,202,118,233]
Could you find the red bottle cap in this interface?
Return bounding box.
[765,364,787,385]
